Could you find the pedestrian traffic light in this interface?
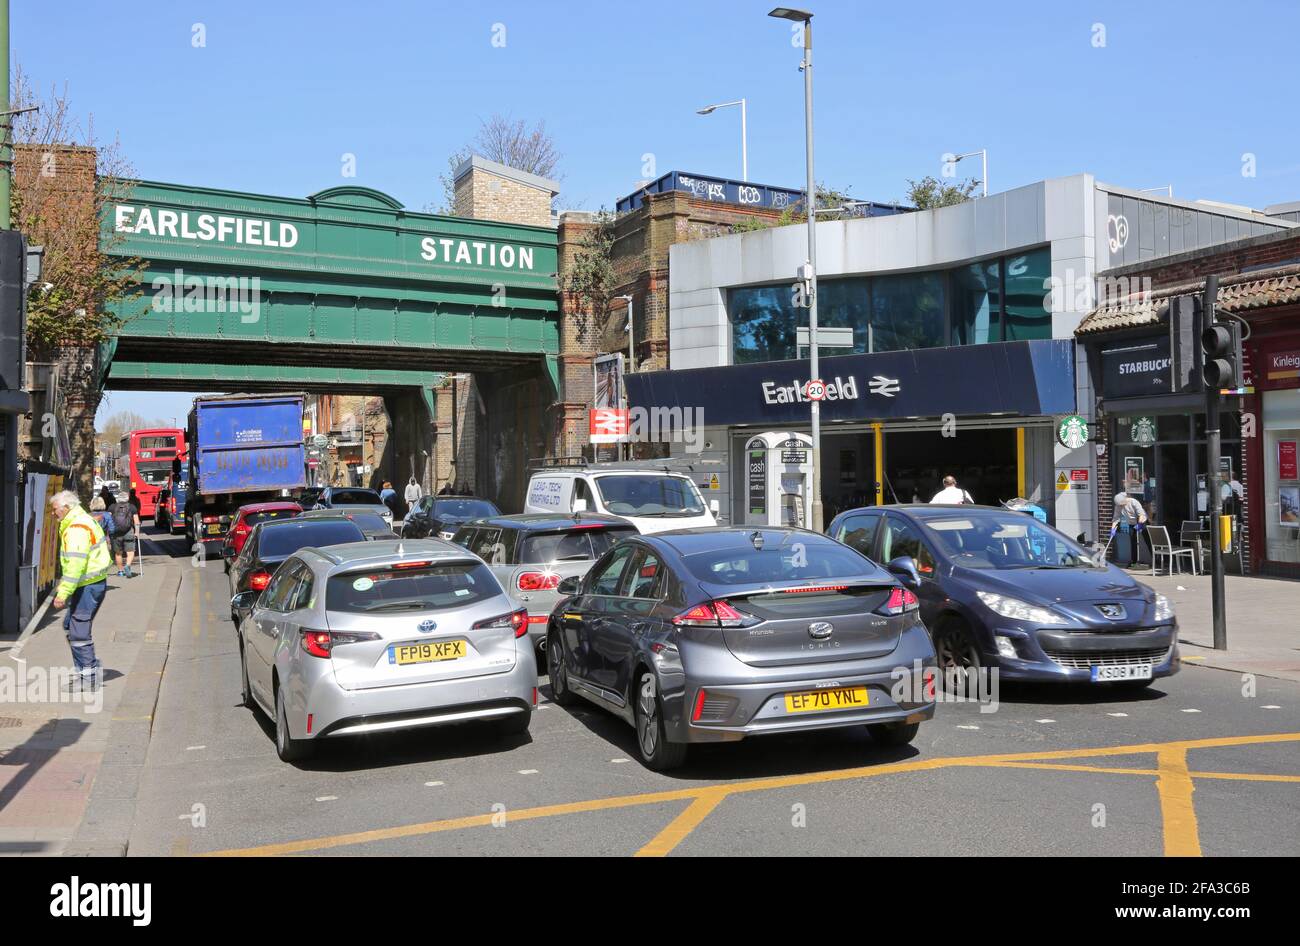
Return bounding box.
[1201,319,1243,390]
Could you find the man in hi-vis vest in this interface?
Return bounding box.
[49,490,112,687]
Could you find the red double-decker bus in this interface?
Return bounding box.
[116,428,187,519]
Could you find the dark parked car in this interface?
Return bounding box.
[546,527,936,771]
[402,496,500,540]
[825,505,1179,688]
[227,516,367,626]
[450,513,636,658]
[297,507,397,540]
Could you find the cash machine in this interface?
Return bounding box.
[743,431,814,527]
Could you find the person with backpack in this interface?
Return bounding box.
[89,496,114,537]
[929,475,974,505]
[108,494,141,578]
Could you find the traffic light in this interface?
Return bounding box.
[1201,319,1244,390]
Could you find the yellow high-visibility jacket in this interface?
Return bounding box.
[57,505,112,598]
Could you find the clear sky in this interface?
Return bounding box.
[16,0,1299,424]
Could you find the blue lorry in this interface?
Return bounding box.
[184,393,307,545]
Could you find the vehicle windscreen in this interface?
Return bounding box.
[329,490,383,505]
[326,561,499,613]
[519,526,637,564]
[343,512,391,532]
[259,521,365,557]
[682,542,869,585]
[136,461,172,486]
[923,515,1099,569]
[244,509,298,527]
[434,499,499,519]
[593,475,705,517]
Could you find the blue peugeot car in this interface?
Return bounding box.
[825,505,1179,688]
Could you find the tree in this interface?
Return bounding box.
[436,115,563,213]
[904,175,979,210]
[728,182,856,234]
[97,409,170,451]
[10,67,145,497]
[562,210,618,345]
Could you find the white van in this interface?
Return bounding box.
[523,468,717,535]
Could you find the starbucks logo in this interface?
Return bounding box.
[1131,416,1157,446]
[1057,415,1089,449]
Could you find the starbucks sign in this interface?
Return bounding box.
[1057,415,1090,449]
[1131,416,1158,446]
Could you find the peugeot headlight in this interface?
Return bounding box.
[976,591,1068,625]
[1154,593,1175,622]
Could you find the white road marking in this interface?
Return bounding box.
[1181,708,1201,713]
[424,781,444,787]
[185,745,206,751]
[1107,712,1128,717]
[956,725,980,730]
[1261,705,1281,709]
[1035,719,1056,724]
[518,769,539,775]
[610,758,630,764]
[315,795,338,802]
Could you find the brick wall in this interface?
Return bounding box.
[1105,229,1300,290]
[453,167,553,228]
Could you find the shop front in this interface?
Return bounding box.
[1246,339,1300,576]
[624,338,1077,530]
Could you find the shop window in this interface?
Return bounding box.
[953,258,1001,345]
[1262,389,1300,565]
[1002,248,1052,341]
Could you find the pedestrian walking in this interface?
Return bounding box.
[49,490,111,689]
[403,477,422,505]
[379,480,399,516]
[1111,491,1149,566]
[929,475,974,505]
[89,496,114,537]
[438,481,454,496]
[98,484,116,509]
[108,493,142,578]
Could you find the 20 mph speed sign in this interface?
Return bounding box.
[803,379,827,401]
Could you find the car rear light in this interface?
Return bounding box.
[391,560,432,570]
[249,570,271,590]
[876,587,919,616]
[526,614,548,624]
[472,608,529,638]
[299,628,379,658]
[672,601,758,628]
[517,571,561,591]
[779,584,848,594]
[202,515,219,524]
[692,688,708,722]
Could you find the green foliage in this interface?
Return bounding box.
[563,209,618,343]
[904,175,979,210]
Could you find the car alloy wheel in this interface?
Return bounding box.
[633,672,687,771]
[935,620,981,696]
[548,634,579,707]
[275,686,312,763]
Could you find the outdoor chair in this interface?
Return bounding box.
[1147,524,1197,576]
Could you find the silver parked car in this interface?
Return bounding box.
[312,486,395,531]
[450,514,637,659]
[232,538,537,762]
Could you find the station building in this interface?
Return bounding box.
[625,174,1294,541]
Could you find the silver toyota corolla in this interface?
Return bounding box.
[232,539,537,762]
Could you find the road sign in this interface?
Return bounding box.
[803,379,827,401]
[311,434,329,448]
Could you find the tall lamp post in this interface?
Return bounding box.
[768,6,822,531]
[616,294,634,461]
[696,99,748,181]
[949,149,988,197]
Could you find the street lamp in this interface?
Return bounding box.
[949,149,988,198]
[696,99,748,181]
[768,6,823,531]
[616,294,634,460]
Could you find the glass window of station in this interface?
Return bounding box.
[729,247,1052,364]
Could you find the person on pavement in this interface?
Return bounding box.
[108,493,141,578]
[379,480,398,515]
[1111,491,1149,566]
[98,484,116,509]
[438,481,454,495]
[930,475,974,504]
[89,496,114,537]
[404,477,422,505]
[49,490,111,689]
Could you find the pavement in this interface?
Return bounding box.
[1131,570,1300,683]
[1,526,1296,857]
[0,541,178,856]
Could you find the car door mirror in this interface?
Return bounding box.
[231,590,260,612]
[887,556,922,588]
[557,576,582,596]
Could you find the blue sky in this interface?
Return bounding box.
[17,0,1298,423]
